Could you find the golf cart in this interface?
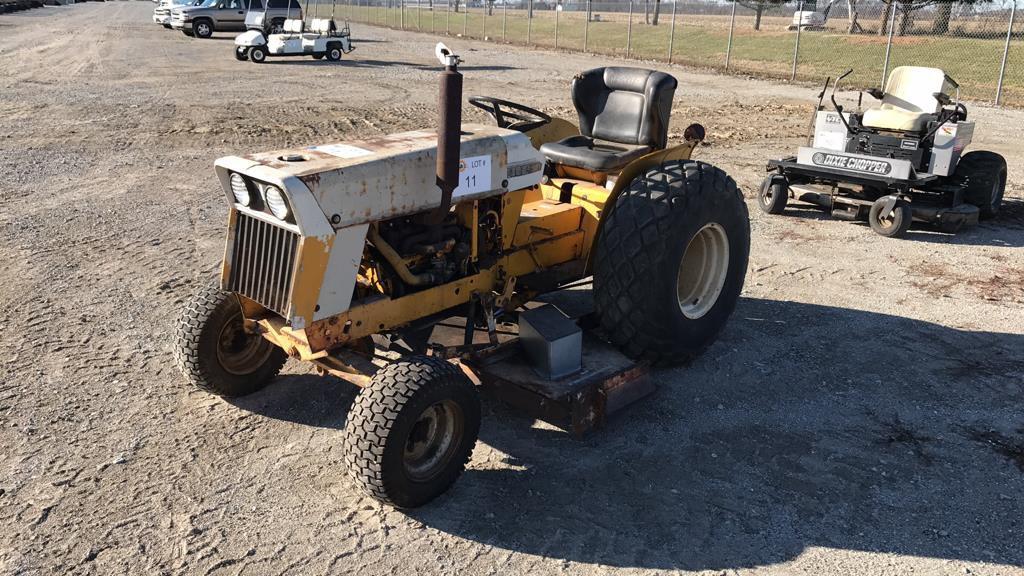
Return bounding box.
[234,0,353,63]
[760,67,1006,238]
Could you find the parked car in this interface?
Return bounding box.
[153,0,200,29]
[170,0,301,38]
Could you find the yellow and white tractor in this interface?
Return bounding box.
[175,44,750,508]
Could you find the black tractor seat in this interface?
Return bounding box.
[540,67,678,173]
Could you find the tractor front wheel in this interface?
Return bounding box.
[174,285,287,397]
[594,160,750,365]
[342,356,480,508]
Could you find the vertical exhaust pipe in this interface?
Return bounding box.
[429,43,462,226]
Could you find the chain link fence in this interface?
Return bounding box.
[335,0,1021,107]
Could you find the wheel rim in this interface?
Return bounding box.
[876,205,897,229]
[331,49,340,59]
[403,399,463,482]
[761,184,775,206]
[676,222,730,320]
[216,311,275,375]
[197,23,209,36]
[991,174,1004,210]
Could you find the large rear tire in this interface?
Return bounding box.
[174,285,287,397]
[957,150,1006,219]
[342,356,480,508]
[593,160,750,365]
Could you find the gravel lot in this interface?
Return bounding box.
[1,3,1023,575]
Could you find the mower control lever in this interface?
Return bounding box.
[829,68,855,134]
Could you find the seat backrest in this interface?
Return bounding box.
[283,18,303,33]
[570,67,678,149]
[880,66,953,114]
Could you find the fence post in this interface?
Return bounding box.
[463,2,468,35]
[502,1,506,41]
[626,0,633,58]
[584,0,591,52]
[667,0,676,63]
[528,0,533,44]
[996,0,1017,106]
[555,5,559,48]
[725,0,736,71]
[446,0,450,34]
[483,2,486,37]
[881,0,897,87]
[400,0,404,29]
[791,0,803,80]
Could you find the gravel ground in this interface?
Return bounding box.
[1,3,1023,575]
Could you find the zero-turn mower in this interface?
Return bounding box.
[175,44,750,508]
[760,66,1006,238]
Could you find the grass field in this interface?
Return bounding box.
[330,3,1023,106]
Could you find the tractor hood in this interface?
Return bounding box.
[214,124,544,234]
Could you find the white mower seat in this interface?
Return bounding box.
[282,18,304,33]
[861,66,953,132]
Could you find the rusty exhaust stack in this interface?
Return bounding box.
[428,43,462,226]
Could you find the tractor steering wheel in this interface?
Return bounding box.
[468,96,552,133]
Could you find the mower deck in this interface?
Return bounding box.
[463,332,652,438]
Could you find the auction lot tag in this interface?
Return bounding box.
[313,144,374,159]
[456,155,492,195]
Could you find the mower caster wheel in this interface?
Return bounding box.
[343,356,480,508]
[174,285,287,397]
[758,174,788,215]
[249,46,266,63]
[234,46,249,61]
[868,197,912,238]
[594,160,750,366]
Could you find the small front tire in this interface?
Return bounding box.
[325,45,342,61]
[249,46,267,63]
[174,286,287,397]
[868,197,913,238]
[234,46,249,61]
[758,174,789,215]
[342,356,481,508]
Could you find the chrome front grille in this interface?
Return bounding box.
[227,212,299,316]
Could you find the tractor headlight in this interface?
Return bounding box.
[263,185,290,220]
[229,173,251,206]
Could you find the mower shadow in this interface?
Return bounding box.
[407,296,1024,571]
[774,198,1024,247]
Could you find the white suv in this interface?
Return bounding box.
[153,0,198,28]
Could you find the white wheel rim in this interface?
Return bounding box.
[676,222,730,320]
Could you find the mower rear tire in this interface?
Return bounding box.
[758,174,788,215]
[868,197,912,238]
[174,285,287,397]
[342,356,480,508]
[957,150,1006,219]
[593,160,750,365]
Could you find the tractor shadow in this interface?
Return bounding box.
[229,371,356,430]
[407,296,1024,571]
[775,197,1024,248]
